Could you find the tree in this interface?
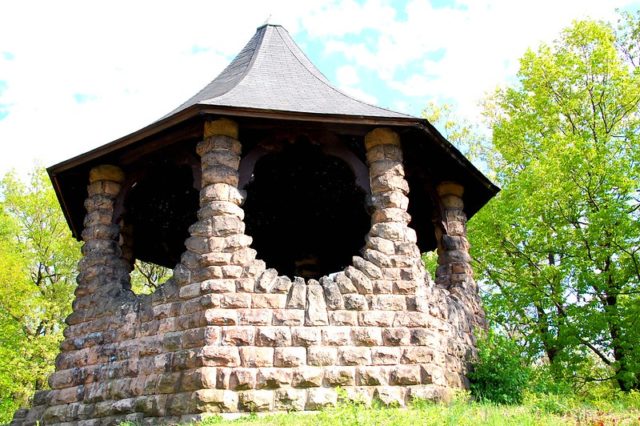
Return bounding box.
[469,17,640,391]
[0,168,80,421]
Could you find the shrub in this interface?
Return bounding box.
[468,331,530,404]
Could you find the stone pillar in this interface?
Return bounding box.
[170,118,256,410]
[73,164,130,313]
[177,118,255,291]
[434,181,485,328]
[360,127,424,297]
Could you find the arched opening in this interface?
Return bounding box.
[243,138,370,279]
[124,162,199,269]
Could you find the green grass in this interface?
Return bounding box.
[181,392,640,426]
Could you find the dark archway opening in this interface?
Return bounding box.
[125,163,199,268]
[243,138,370,279]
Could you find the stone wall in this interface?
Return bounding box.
[12,120,482,425]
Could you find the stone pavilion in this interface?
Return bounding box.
[12,24,498,425]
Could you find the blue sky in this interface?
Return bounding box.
[1,0,639,176]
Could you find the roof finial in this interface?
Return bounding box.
[263,13,272,26]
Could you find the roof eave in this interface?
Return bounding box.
[47,104,421,176]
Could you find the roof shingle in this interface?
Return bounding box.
[168,24,413,119]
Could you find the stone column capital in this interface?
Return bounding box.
[364,127,400,149]
[89,164,125,184]
[204,118,239,139]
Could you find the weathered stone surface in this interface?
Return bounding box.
[305,283,329,326]
[274,347,306,367]
[307,346,338,366]
[375,386,406,407]
[291,368,324,388]
[256,269,278,293]
[306,388,338,410]
[321,277,344,310]
[286,281,306,309]
[256,368,292,389]
[338,347,371,366]
[371,347,401,365]
[274,388,306,411]
[390,365,422,386]
[345,266,373,294]
[255,327,292,347]
[323,367,355,387]
[239,347,274,368]
[357,367,387,386]
[238,390,273,412]
[291,327,321,347]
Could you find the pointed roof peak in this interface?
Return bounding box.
[166,24,413,120]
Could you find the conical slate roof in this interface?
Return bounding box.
[168,24,413,119]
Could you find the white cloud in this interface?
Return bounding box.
[0,0,637,176]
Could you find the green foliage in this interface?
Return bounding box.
[468,15,640,392]
[130,260,172,295]
[128,395,640,426]
[0,167,80,422]
[468,331,531,404]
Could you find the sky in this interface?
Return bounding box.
[1,0,639,177]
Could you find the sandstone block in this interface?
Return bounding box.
[205,309,237,326]
[358,311,395,327]
[274,388,306,411]
[222,327,255,346]
[255,269,278,293]
[394,312,429,327]
[321,277,344,310]
[357,367,387,386]
[195,389,239,413]
[271,276,292,293]
[291,367,323,388]
[291,327,321,347]
[352,256,383,279]
[345,266,373,294]
[251,293,286,309]
[334,272,357,294]
[306,388,338,410]
[382,328,411,346]
[375,386,406,407]
[328,310,357,326]
[255,327,292,347]
[238,309,272,326]
[324,367,355,387]
[230,369,257,390]
[256,368,292,389]
[271,309,304,326]
[307,346,338,366]
[371,295,406,311]
[338,347,371,366]
[402,347,435,364]
[371,347,401,365]
[220,293,251,309]
[274,347,306,367]
[390,365,422,385]
[321,327,351,346]
[202,346,240,367]
[238,390,273,412]
[286,281,306,309]
[305,283,329,326]
[239,347,274,368]
[352,328,383,346]
[343,293,368,311]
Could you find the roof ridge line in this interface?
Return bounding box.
[275,26,414,119]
